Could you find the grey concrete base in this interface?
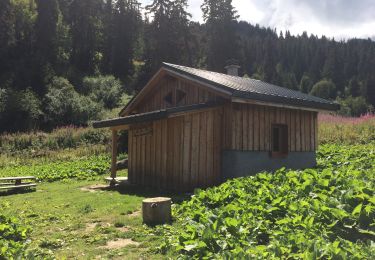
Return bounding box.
[222,150,316,180]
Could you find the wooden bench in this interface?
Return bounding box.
[0,176,37,191]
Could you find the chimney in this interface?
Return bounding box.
[225,59,240,76]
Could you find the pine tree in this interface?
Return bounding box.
[0,0,14,55]
[346,77,360,97]
[31,0,60,95]
[111,0,141,79]
[101,0,114,74]
[35,0,59,65]
[69,0,103,75]
[7,0,36,90]
[169,0,193,64]
[322,44,338,83]
[201,0,239,72]
[0,0,15,79]
[144,0,191,72]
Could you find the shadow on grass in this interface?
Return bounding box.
[0,187,36,197]
[93,181,192,205]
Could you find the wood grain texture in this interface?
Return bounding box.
[253,106,259,151]
[295,110,301,151]
[242,104,248,150]
[206,110,214,186]
[236,105,243,150]
[182,115,192,189]
[161,119,168,188]
[198,112,207,187]
[259,106,265,151]
[305,112,311,151]
[126,97,319,191]
[191,113,200,188]
[126,108,223,191]
[213,108,222,185]
[289,110,295,151]
[248,105,254,150]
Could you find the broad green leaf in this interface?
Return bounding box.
[330,208,349,219]
[276,218,290,225]
[352,204,363,217]
[272,197,283,205]
[318,179,330,187]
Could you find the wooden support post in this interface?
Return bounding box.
[111,129,118,185]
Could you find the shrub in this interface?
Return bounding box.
[44,77,102,128]
[82,75,122,109]
[0,88,42,132]
[299,74,313,93]
[0,126,109,154]
[310,79,336,99]
[0,88,6,113]
[337,96,372,117]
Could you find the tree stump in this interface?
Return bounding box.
[142,197,171,225]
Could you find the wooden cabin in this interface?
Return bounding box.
[93,63,338,191]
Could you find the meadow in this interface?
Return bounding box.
[1,113,374,259]
[318,113,375,144]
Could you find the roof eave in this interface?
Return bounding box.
[232,93,340,112]
[119,67,166,117]
[94,102,224,129]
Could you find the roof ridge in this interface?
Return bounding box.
[163,62,244,79]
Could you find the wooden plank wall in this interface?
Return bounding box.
[134,77,221,114]
[227,103,317,152]
[128,108,223,191]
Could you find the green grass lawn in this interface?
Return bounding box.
[1,180,177,259]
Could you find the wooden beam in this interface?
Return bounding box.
[110,125,129,131]
[111,129,118,180]
[168,106,222,118]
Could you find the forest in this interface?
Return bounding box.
[1,0,375,133]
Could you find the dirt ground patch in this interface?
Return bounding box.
[128,210,141,217]
[80,184,109,192]
[85,222,111,232]
[85,223,97,232]
[100,238,140,249]
[116,226,130,232]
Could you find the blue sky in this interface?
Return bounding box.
[140,0,375,40]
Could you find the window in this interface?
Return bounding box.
[271,124,288,157]
[176,89,186,104]
[164,91,173,106]
[164,89,186,107]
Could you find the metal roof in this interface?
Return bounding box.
[163,63,339,111]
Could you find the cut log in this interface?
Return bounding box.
[142,197,171,225]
